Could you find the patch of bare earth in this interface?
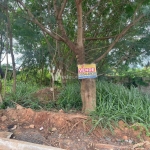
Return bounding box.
[0,107,150,150]
[33,87,60,103]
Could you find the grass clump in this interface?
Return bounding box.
[1,81,41,109]
[57,82,82,111]
[56,80,150,131]
[90,80,150,130]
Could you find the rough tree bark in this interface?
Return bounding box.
[75,0,96,114]
[81,79,96,114]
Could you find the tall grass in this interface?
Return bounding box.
[91,81,150,129]
[2,80,150,130]
[57,82,82,111]
[1,81,41,109]
[57,80,150,130]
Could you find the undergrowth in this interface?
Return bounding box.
[1,81,41,109]
[1,80,150,131]
[57,80,150,131]
[91,81,150,131]
[57,82,82,111]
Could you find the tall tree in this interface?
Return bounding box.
[6,5,16,92]
[10,0,149,114]
[0,0,16,92]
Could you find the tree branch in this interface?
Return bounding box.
[133,0,146,21]
[53,0,58,17]
[85,1,101,17]
[17,0,63,41]
[112,50,147,70]
[94,14,144,63]
[58,0,67,19]
[53,0,77,53]
[56,0,67,36]
[76,0,83,5]
[76,0,83,46]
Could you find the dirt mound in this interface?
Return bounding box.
[33,87,60,103]
[0,107,150,150]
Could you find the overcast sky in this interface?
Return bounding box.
[1,53,22,68]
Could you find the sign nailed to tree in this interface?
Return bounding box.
[78,64,97,79]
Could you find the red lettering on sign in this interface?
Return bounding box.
[78,68,95,73]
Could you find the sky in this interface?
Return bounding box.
[1,53,22,68]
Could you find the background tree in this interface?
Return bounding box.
[0,0,16,93]
[12,14,76,86]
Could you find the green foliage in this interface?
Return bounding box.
[9,0,149,76]
[1,82,41,109]
[0,0,150,78]
[120,68,150,78]
[16,68,51,86]
[56,80,150,131]
[90,80,150,130]
[117,68,150,87]
[1,80,150,131]
[57,82,82,111]
[103,68,150,88]
[0,81,59,110]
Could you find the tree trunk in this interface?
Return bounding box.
[3,30,9,98]
[0,81,3,103]
[75,0,96,114]
[76,48,96,114]
[10,41,16,93]
[6,3,16,92]
[77,51,97,114]
[81,78,96,114]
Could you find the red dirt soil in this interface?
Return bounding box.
[0,105,150,150]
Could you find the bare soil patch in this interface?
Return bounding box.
[0,107,150,150]
[33,87,60,103]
